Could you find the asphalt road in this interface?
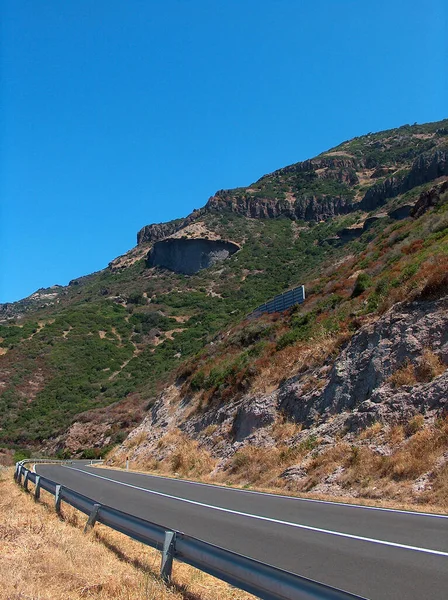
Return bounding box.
[35,462,448,600]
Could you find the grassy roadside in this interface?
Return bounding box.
[0,467,255,600]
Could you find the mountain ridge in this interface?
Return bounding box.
[135,119,448,246]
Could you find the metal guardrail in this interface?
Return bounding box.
[14,460,366,600]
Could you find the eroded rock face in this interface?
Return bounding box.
[205,149,448,223]
[279,296,448,424]
[147,238,239,274]
[360,149,448,212]
[206,190,354,222]
[411,180,448,219]
[231,395,277,442]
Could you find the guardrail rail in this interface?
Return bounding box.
[14,460,367,600]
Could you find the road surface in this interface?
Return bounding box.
[35,462,448,599]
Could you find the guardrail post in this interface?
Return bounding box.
[84,503,101,533]
[14,463,20,481]
[23,470,30,491]
[17,465,23,485]
[161,531,176,583]
[35,475,41,501]
[55,485,62,514]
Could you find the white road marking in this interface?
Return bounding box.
[60,465,448,558]
[89,464,448,519]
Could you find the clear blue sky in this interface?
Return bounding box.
[1,0,447,303]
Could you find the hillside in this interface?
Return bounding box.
[1,119,447,507]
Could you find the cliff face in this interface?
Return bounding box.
[137,221,181,245]
[119,295,448,463]
[206,190,355,221]
[279,296,448,427]
[204,153,359,221]
[206,148,448,222]
[147,238,239,274]
[360,149,448,212]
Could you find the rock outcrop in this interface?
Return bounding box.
[0,285,64,322]
[147,238,240,274]
[279,296,448,425]
[360,149,448,212]
[206,191,355,221]
[205,149,448,223]
[137,210,204,245]
[137,221,183,245]
[411,180,448,219]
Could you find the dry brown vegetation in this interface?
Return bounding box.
[388,361,417,388]
[122,429,217,479]
[388,349,446,388]
[212,418,448,511]
[116,416,448,513]
[251,332,350,394]
[0,467,255,600]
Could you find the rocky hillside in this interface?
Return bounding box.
[111,293,448,506]
[1,119,447,508]
[205,122,448,221]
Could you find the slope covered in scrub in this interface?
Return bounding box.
[0,117,447,490]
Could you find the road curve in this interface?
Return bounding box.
[36,462,448,600]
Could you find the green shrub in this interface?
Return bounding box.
[13,448,31,463]
[352,273,372,297]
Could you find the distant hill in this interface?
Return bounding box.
[1,117,447,493]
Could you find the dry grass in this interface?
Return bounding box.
[119,429,217,479]
[252,332,350,393]
[297,419,448,508]
[387,425,405,445]
[415,348,446,382]
[388,349,446,388]
[216,440,313,489]
[157,430,216,478]
[179,418,448,510]
[388,360,417,387]
[404,414,425,437]
[127,430,149,448]
[115,416,448,513]
[271,417,302,442]
[358,422,383,440]
[227,446,283,486]
[0,467,255,600]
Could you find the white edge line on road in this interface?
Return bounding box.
[88,464,448,520]
[61,465,448,558]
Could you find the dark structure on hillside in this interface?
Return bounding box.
[147,238,240,275]
[250,285,306,318]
